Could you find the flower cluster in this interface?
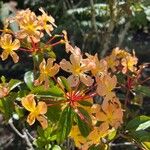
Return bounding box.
[0,8,147,150]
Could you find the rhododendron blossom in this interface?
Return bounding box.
[21,94,48,129]
[0,34,20,63]
[34,58,59,89]
[60,50,94,87]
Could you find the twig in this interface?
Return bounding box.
[110,142,135,147]
[8,118,24,138]
[90,0,100,42]
[23,130,34,150]
[100,0,118,57]
[25,129,35,141]
[8,118,34,150]
[118,22,131,47]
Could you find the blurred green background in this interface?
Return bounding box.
[0,0,150,80]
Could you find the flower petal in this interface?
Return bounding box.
[60,59,73,72]
[21,94,36,112]
[67,75,79,87]
[1,50,9,61]
[27,112,36,125]
[12,39,20,50]
[80,74,94,86]
[10,51,19,63]
[49,63,59,77]
[37,115,48,129]
[36,101,47,115]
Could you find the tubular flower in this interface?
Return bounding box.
[92,102,123,129]
[15,9,43,43]
[0,34,20,63]
[38,8,56,36]
[34,58,59,89]
[96,74,117,100]
[60,49,94,87]
[21,94,48,129]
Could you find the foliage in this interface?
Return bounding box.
[0,6,150,150]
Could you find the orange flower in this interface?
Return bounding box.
[15,9,43,43]
[60,49,94,87]
[96,74,117,100]
[121,52,138,73]
[88,123,109,144]
[0,34,20,63]
[83,53,107,76]
[34,58,59,89]
[69,125,87,148]
[21,94,48,129]
[93,102,123,129]
[38,8,56,36]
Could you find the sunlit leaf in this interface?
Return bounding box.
[24,71,34,90]
[8,79,22,91]
[126,115,150,131]
[32,85,64,98]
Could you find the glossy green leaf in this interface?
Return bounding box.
[32,85,64,98]
[130,130,150,142]
[135,85,150,97]
[107,128,117,141]
[76,107,92,137]
[58,76,71,92]
[47,105,61,123]
[24,71,34,90]
[142,142,150,150]
[57,106,73,143]
[8,79,22,91]
[126,115,150,131]
[52,145,61,150]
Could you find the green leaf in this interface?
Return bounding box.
[142,142,150,150]
[76,107,92,137]
[8,79,22,91]
[47,105,61,123]
[1,76,6,83]
[24,71,34,90]
[126,115,150,131]
[107,128,117,141]
[47,51,56,58]
[52,145,61,150]
[135,85,150,97]
[78,100,92,106]
[33,53,44,67]
[130,130,150,142]
[57,106,73,143]
[57,76,71,92]
[0,93,17,119]
[32,85,64,98]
